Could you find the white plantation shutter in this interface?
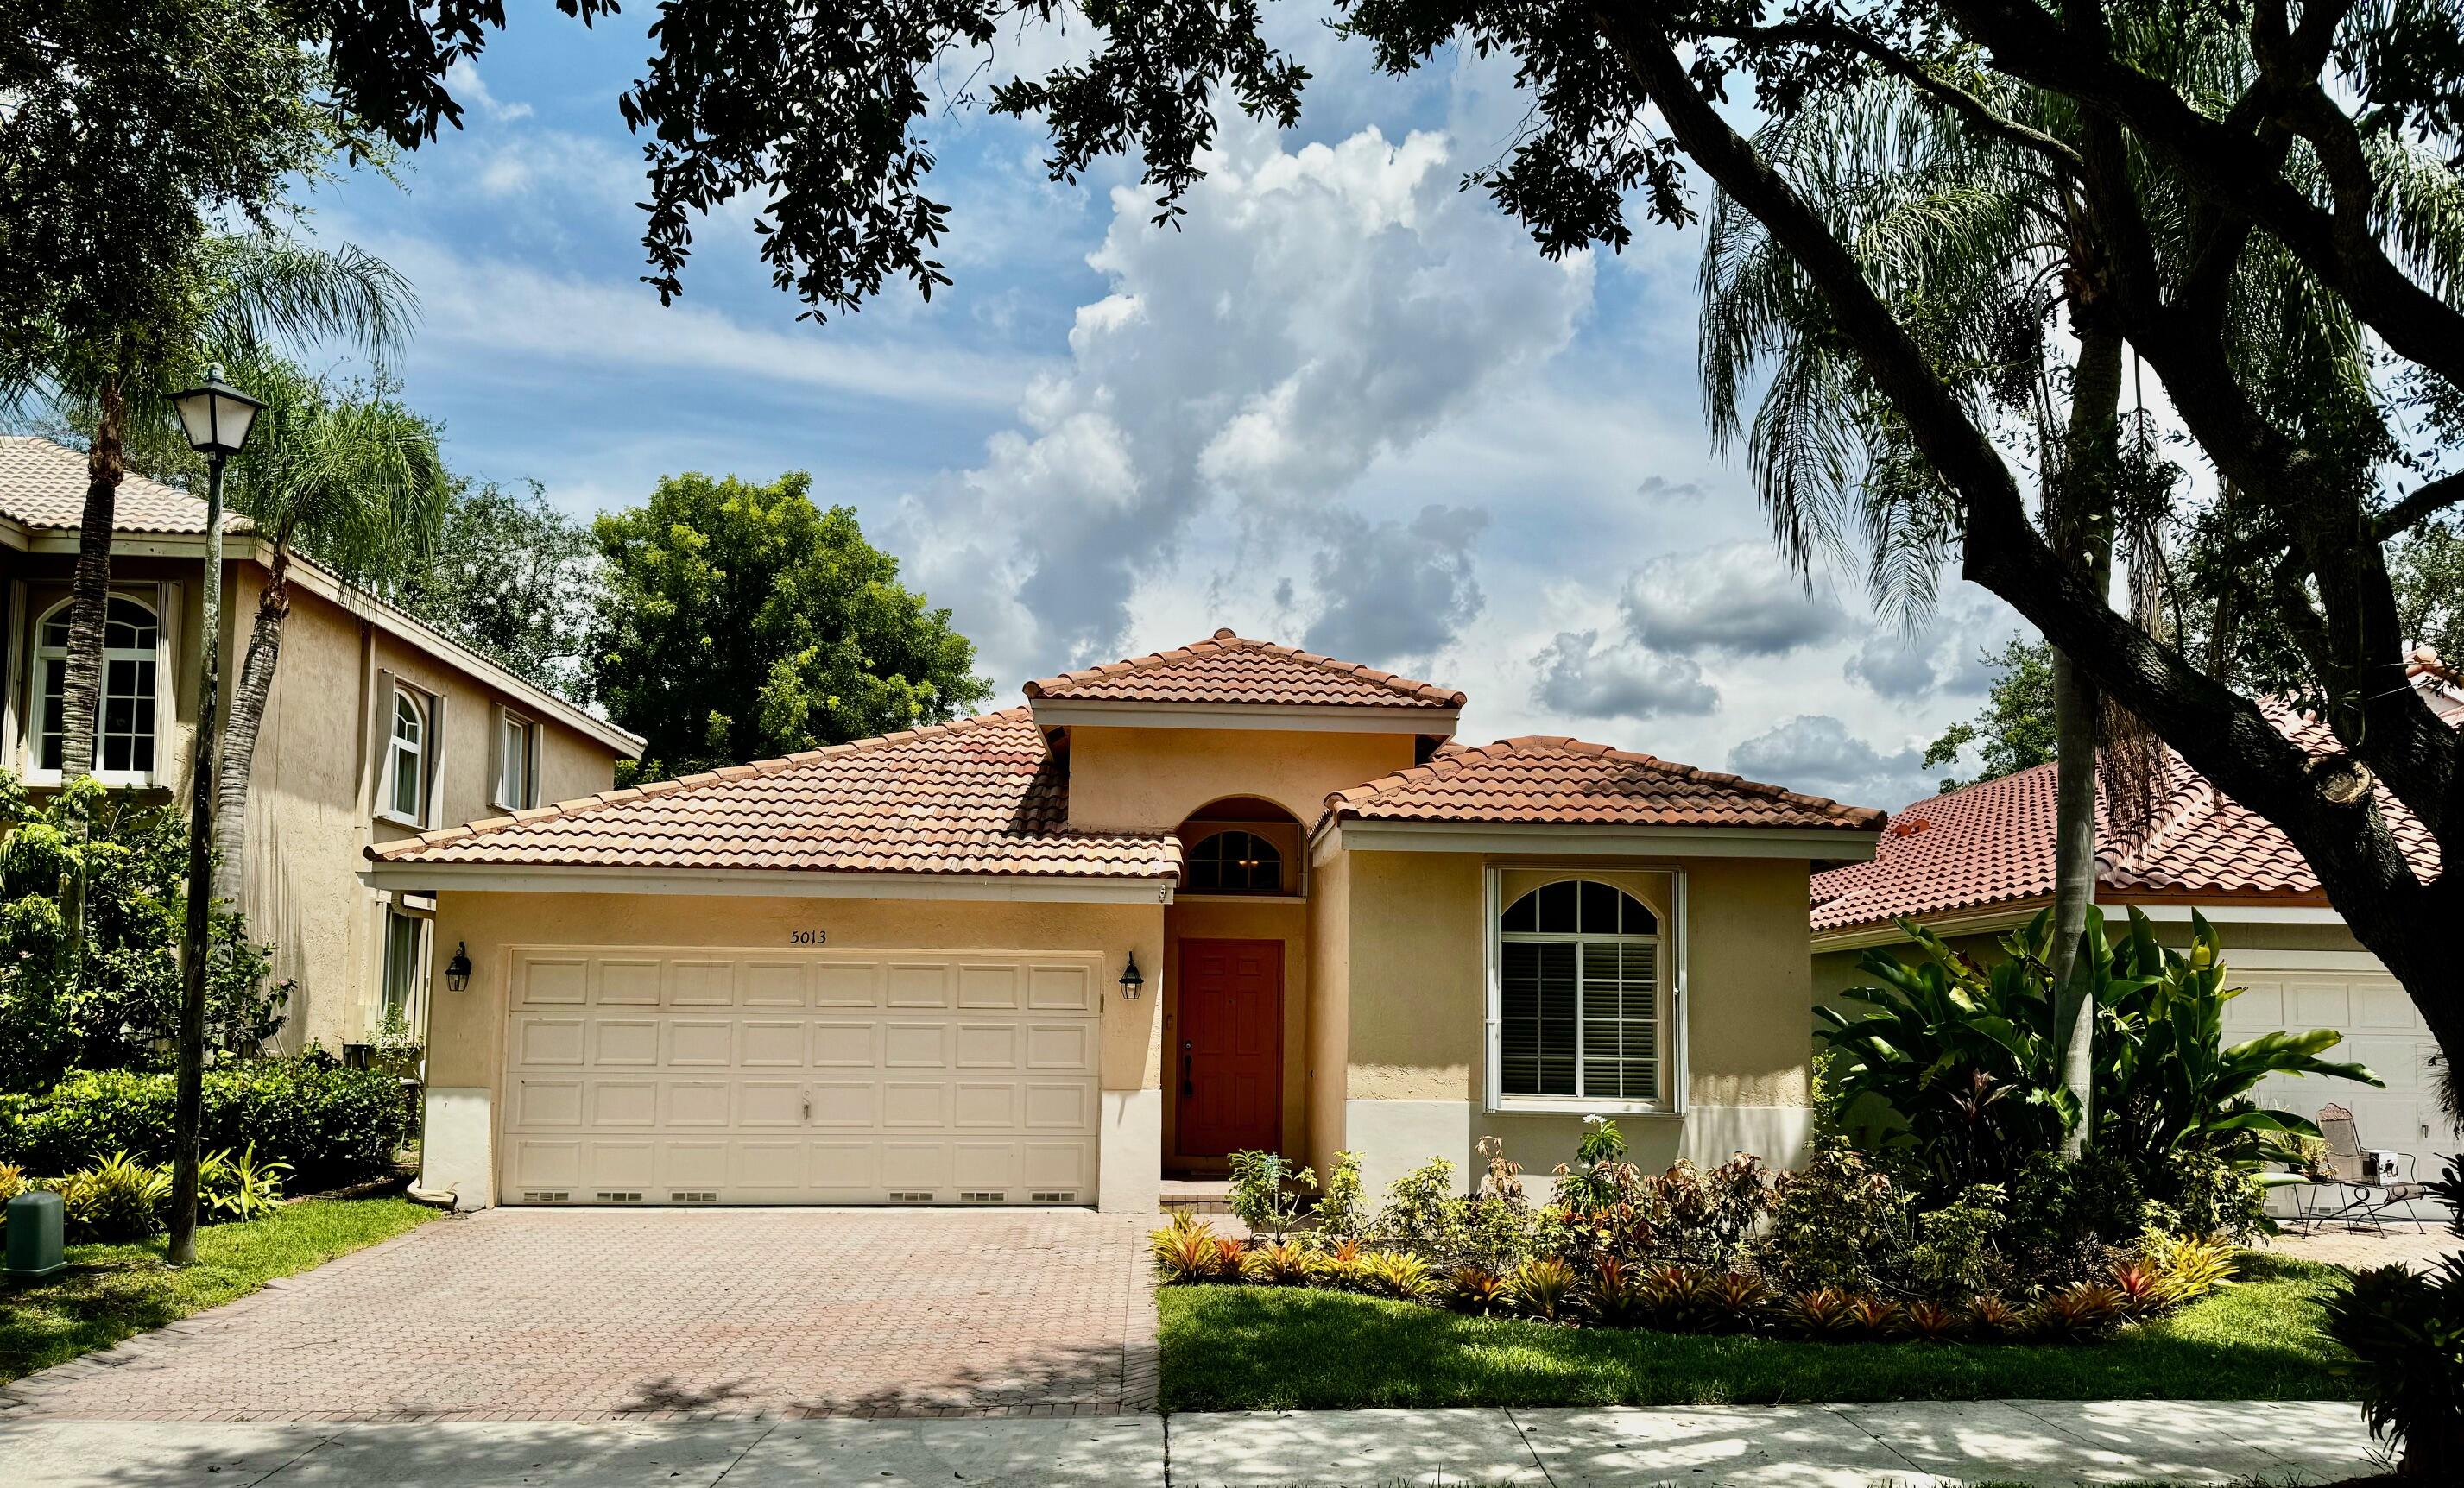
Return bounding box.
[366,667,397,816]
[424,691,448,828]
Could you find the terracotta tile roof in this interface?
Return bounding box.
[0,436,251,535]
[1023,628,1465,709]
[369,709,1178,879]
[1324,735,1888,834]
[1810,696,2453,934]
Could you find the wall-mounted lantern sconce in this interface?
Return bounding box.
[444,943,473,993]
[1118,950,1144,1000]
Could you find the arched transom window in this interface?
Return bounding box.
[34,596,160,777]
[1185,829,1282,894]
[1499,880,1661,1101]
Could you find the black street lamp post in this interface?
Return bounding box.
[164,365,262,1266]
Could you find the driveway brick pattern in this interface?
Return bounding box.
[0,1207,1158,1423]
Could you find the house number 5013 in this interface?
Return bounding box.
[787,930,828,945]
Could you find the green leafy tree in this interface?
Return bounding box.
[1923,638,2057,791]
[0,774,283,1094]
[389,479,597,699]
[588,472,991,779]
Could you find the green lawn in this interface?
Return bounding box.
[1158,1252,2358,1411]
[1,1197,439,1381]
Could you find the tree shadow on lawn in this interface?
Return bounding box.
[1156,1254,2360,1413]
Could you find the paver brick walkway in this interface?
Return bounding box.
[0,1207,1157,1423]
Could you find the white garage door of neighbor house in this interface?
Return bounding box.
[2226,951,2460,1218]
[501,947,1103,1206]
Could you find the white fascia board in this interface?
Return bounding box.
[23,527,642,757]
[1331,818,1884,861]
[1811,896,2348,951]
[1030,699,1456,735]
[363,861,1178,904]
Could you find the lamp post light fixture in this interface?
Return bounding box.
[163,363,261,1268]
[1118,950,1144,1000]
[445,943,474,993]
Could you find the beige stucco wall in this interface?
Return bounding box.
[1063,724,1418,832]
[1336,848,1819,1183]
[1305,848,1351,1182]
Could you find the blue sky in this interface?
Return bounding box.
[299,4,2028,811]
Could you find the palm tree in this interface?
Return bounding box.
[208,356,448,909]
[43,234,414,785]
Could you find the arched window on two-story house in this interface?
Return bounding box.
[1184,829,1283,894]
[30,595,161,779]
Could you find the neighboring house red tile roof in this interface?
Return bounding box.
[370,709,1179,879]
[0,436,252,534]
[1810,691,2456,935]
[1324,735,1887,833]
[1023,628,1466,709]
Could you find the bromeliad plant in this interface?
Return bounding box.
[1818,906,2381,1201]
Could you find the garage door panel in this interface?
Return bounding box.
[954,1082,1020,1128]
[884,1023,949,1068]
[590,1081,658,1126]
[503,947,1101,1206]
[593,1019,661,1067]
[665,1020,733,1067]
[598,957,662,1006]
[882,1082,947,1127]
[740,1019,809,1067]
[737,1081,806,1127]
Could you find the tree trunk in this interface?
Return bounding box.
[61,376,124,782]
[2050,318,2124,1156]
[211,556,290,911]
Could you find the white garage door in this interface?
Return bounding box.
[500,947,1103,1206]
[2227,950,2459,1218]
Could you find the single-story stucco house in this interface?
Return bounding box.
[1811,658,2463,1211]
[368,629,1885,1214]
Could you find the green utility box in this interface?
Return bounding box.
[6,1190,66,1281]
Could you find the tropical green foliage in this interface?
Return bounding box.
[0,1056,414,1193]
[0,775,284,1093]
[1818,908,2380,1215]
[587,471,992,780]
[389,479,597,698]
[1225,1149,1317,1244]
[2322,1159,2464,1471]
[1921,637,2056,791]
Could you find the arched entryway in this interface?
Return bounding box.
[1166,797,1305,1174]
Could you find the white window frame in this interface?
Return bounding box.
[379,898,432,1037]
[494,708,537,811]
[22,591,169,787]
[1483,865,1688,1117]
[381,685,428,827]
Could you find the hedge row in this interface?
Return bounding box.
[0,1059,417,1192]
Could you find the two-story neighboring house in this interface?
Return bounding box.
[0,436,642,1053]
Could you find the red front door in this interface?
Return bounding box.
[1178,938,1283,1157]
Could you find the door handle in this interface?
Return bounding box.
[1181,1050,1194,1099]
[802,1090,812,1124]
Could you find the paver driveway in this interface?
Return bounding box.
[0,1207,1157,1423]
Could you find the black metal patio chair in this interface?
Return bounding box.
[2295,1103,2432,1233]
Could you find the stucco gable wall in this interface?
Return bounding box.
[1334,848,1817,1195]
[1063,723,1418,834]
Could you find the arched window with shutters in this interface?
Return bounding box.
[1496,878,1664,1103]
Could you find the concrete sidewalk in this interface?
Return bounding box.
[0,1400,2384,1485]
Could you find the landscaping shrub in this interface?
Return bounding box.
[0,773,288,1093]
[2323,1158,2464,1476]
[1225,1149,1314,1242]
[0,1056,414,1192]
[1819,906,2378,1240]
[49,1151,172,1241]
[1370,1157,1470,1255]
[1313,1151,1367,1239]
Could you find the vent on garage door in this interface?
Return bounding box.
[523,1191,571,1203]
[889,1190,936,1202]
[1032,1191,1077,1203]
[960,1190,1006,1202]
[595,1191,644,1203]
[670,1191,718,1204]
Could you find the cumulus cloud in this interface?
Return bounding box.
[891,120,1593,680]
[1305,505,1489,663]
[1620,543,1850,657]
[1529,630,1719,720]
[1842,590,2033,701]
[1728,714,1933,812]
[1843,632,1943,699]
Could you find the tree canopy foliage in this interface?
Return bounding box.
[1924,637,2057,791]
[390,480,599,699]
[588,471,991,779]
